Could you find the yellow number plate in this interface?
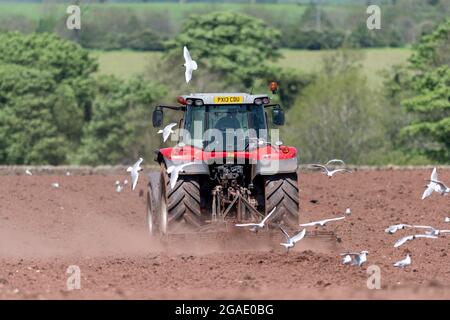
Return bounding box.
[214,96,243,104]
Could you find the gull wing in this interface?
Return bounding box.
[183,46,192,63]
[169,170,179,189]
[430,180,449,191]
[309,164,328,172]
[291,229,306,243]
[394,235,413,248]
[133,157,143,170]
[185,67,193,83]
[235,223,258,227]
[299,221,318,227]
[330,169,352,175]
[322,216,345,224]
[422,184,435,200]
[430,167,438,182]
[412,225,434,230]
[166,165,175,174]
[414,234,438,239]
[131,170,139,191]
[261,207,277,224]
[278,226,290,241]
[326,159,345,166]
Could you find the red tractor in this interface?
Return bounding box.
[146,89,299,236]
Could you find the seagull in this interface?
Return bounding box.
[127,157,143,191]
[279,226,306,251]
[420,227,450,236]
[183,46,197,83]
[394,234,438,248]
[166,162,195,189]
[339,251,368,266]
[326,159,346,166]
[51,182,60,188]
[385,224,412,234]
[158,123,177,143]
[115,180,123,193]
[123,179,129,185]
[25,169,32,176]
[345,208,351,216]
[299,216,345,228]
[66,171,71,176]
[235,207,277,232]
[309,164,352,178]
[445,217,450,223]
[394,254,411,268]
[422,168,441,199]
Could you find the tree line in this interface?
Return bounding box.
[0,11,449,165]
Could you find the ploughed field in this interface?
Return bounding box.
[0,168,450,299]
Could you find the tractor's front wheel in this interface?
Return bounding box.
[264,173,299,228]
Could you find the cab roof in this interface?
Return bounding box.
[182,93,269,105]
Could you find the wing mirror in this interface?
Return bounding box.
[272,106,285,126]
[152,108,163,128]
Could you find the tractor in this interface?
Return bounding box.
[146,85,300,236]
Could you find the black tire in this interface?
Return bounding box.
[264,173,299,228]
[161,163,204,233]
[146,171,162,236]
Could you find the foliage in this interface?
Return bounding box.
[400,19,450,162]
[284,50,385,164]
[165,11,281,89]
[76,75,166,165]
[0,63,69,164]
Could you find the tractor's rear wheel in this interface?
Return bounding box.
[264,173,299,228]
[161,163,204,234]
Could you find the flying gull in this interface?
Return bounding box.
[394,234,438,248]
[127,157,143,191]
[279,226,306,251]
[158,123,177,143]
[299,216,345,228]
[166,162,195,189]
[235,207,277,232]
[183,46,198,83]
[309,164,352,178]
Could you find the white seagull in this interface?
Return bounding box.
[279,226,306,251]
[394,234,438,248]
[235,207,277,232]
[167,162,195,189]
[445,217,450,223]
[25,169,32,176]
[394,254,411,268]
[422,168,442,199]
[326,159,346,166]
[345,208,351,216]
[183,46,198,83]
[158,123,177,143]
[420,227,450,236]
[127,157,143,191]
[384,224,412,234]
[310,164,352,178]
[339,251,368,266]
[299,216,345,228]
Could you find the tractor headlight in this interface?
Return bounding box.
[254,98,262,105]
[194,99,204,106]
[186,99,194,105]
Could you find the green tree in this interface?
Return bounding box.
[400,19,450,162]
[76,75,165,165]
[0,64,69,164]
[165,11,281,89]
[284,51,385,164]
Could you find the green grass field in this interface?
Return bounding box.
[94,48,412,87]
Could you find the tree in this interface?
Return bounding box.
[165,11,281,89]
[76,75,166,165]
[400,19,450,162]
[0,64,69,165]
[284,51,385,164]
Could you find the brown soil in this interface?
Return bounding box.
[1,169,450,299]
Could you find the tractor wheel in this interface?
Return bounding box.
[160,163,204,234]
[264,173,299,228]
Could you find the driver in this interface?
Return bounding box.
[215,111,241,131]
